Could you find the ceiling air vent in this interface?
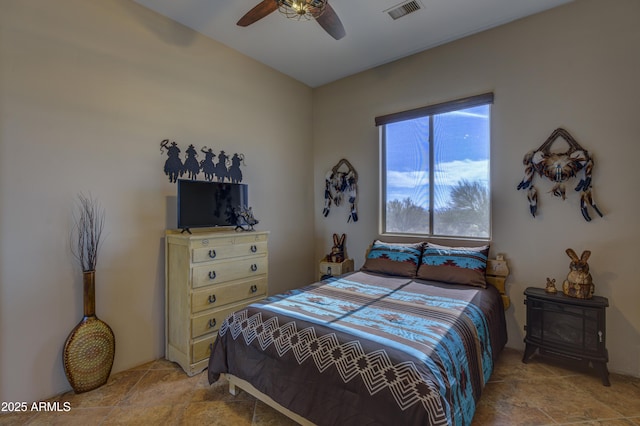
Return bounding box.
[386,0,422,20]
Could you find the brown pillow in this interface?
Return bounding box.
[361,240,424,277]
[416,243,489,288]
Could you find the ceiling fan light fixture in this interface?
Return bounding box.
[277,0,327,21]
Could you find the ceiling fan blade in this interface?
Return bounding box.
[315,3,346,40]
[237,0,278,27]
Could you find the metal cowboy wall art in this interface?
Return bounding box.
[517,128,604,221]
[160,139,246,184]
[160,140,183,183]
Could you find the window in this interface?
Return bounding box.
[376,93,493,239]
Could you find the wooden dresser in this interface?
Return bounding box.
[165,229,269,376]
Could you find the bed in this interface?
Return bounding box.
[208,241,510,425]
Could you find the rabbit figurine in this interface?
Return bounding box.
[330,233,346,263]
[545,277,557,294]
[562,248,594,299]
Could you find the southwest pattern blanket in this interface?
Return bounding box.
[209,271,506,426]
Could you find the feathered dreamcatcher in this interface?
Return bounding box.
[517,128,603,221]
[322,158,358,223]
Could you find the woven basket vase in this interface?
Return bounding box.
[63,271,115,393]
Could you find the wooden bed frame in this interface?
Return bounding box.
[486,256,511,309]
[224,373,315,426]
[221,256,510,425]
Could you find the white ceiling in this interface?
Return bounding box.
[133,0,573,88]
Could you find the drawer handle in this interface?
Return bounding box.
[208,294,216,304]
[208,249,217,259]
[209,271,217,280]
[250,285,258,293]
[250,245,257,253]
[208,318,217,328]
[251,264,258,272]
[209,343,214,352]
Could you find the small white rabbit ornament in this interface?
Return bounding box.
[562,248,594,299]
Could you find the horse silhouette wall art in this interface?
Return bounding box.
[160,140,246,185]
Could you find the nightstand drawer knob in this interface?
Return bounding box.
[208,250,217,259]
[208,294,217,304]
[251,264,258,272]
[250,285,258,293]
[250,245,257,253]
[208,318,217,328]
[208,271,217,280]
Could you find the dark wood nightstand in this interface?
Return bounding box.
[523,287,610,386]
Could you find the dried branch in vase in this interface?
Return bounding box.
[70,193,105,272]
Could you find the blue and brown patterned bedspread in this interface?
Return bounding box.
[208,271,507,425]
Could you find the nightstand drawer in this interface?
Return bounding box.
[192,277,267,313]
[319,258,354,277]
[192,257,267,288]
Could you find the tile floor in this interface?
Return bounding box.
[2,348,640,425]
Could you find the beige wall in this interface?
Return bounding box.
[314,0,640,378]
[2,0,639,406]
[0,0,315,402]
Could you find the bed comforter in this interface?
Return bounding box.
[208,271,507,425]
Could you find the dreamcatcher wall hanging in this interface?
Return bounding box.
[323,158,358,223]
[517,128,604,221]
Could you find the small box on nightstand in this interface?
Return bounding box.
[319,258,354,279]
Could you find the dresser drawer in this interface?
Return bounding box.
[192,277,268,314]
[190,232,267,249]
[191,304,244,338]
[192,257,267,288]
[192,241,268,263]
[192,333,217,364]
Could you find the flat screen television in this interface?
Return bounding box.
[177,179,248,232]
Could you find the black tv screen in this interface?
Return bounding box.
[177,180,248,230]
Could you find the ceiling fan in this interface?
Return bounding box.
[237,0,346,40]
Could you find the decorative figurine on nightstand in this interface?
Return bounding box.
[545,277,557,293]
[329,233,346,263]
[320,233,353,280]
[562,248,594,299]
